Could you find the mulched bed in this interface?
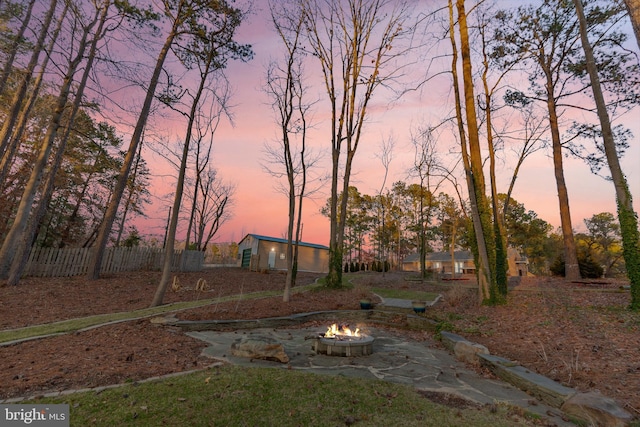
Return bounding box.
[1,269,639,421]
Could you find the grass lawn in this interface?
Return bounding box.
[32,365,542,426]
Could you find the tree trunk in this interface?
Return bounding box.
[151,41,211,307]
[481,29,508,295]
[335,149,356,282]
[326,146,343,287]
[183,141,202,254]
[115,140,144,246]
[60,172,92,248]
[420,187,426,280]
[449,1,479,291]
[450,217,457,277]
[291,85,309,294]
[283,128,296,301]
[326,122,342,287]
[455,0,498,303]
[87,2,183,280]
[283,172,295,302]
[623,0,640,50]
[574,0,640,308]
[544,73,581,280]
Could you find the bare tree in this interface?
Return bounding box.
[436,192,465,277]
[500,104,549,223]
[191,167,235,252]
[183,82,231,255]
[264,0,318,301]
[375,134,394,276]
[476,3,522,295]
[151,1,252,307]
[408,125,444,280]
[302,0,415,288]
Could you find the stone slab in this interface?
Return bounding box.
[479,353,575,408]
[562,391,633,427]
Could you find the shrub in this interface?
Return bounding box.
[550,251,604,278]
[579,253,604,278]
[445,285,476,308]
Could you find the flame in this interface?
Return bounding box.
[325,323,360,338]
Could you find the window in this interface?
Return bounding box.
[455,261,463,274]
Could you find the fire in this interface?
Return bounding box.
[325,323,360,338]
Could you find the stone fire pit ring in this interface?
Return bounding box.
[312,334,374,357]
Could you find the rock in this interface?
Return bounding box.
[230,336,289,363]
[439,331,489,365]
[439,331,468,352]
[453,340,489,365]
[561,391,633,427]
[479,353,575,408]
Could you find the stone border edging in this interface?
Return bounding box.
[170,308,437,332]
[0,363,226,404]
[439,331,633,426]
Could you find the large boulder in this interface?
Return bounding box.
[230,336,289,363]
[561,391,633,427]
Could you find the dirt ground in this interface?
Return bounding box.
[0,268,638,421]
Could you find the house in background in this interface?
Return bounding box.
[402,248,528,277]
[237,234,329,273]
[507,247,530,277]
[402,250,476,276]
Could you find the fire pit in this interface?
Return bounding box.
[311,323,374,357]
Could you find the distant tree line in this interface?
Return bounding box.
[324,184,628,280]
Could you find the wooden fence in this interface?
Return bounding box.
[24,247,204,278]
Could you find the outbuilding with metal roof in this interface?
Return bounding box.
[237,234,329,273]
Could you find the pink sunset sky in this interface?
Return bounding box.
[132,1,640,248]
